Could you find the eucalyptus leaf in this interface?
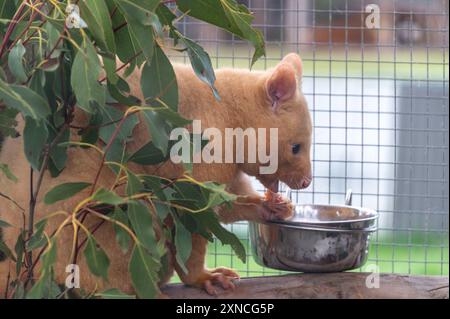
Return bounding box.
[0,219,11,228]
[0,239,15,262]
[127,141,169,165]
[178,35,220,100]
[141,107,190,158]
[111,206,131,253]
[115,0,157,63]
[79,0,118,84]
[92,188,125,206]
[141,44,178,110]
[71,39,106,113]
[8,41,27,83]
[0,163,18,182]
[114,0,160,25]
[14,231,25,275]
[127,201,157,254]
[99,107,139,144]
[126,170,144,196]
[26,239,58,299]
[0,0,16,23]
[177,0,265,65]
[27,219,47,251]
[195,210,246,263]
[112,15,143,71]
[0,107,18,138]
[96,288,135,299]
[141,110,171,156]
[0,79,51,120]
[44,182,91,205]
[48,128,70,177]
[174,216,191,274]
[129,243,160,299]
[84,235,110,281]
[23,117,48,171]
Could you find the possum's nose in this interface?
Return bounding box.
[301,175,312,188]
[302,179,311,188]
[286,175,312,189]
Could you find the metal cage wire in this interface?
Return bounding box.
[169,0,449,277]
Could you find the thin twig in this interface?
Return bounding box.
[75,219,105,254]
[0,192,26,214]
[89,110,138,195]
[25,124,69,285]
[22,4,55,46]
[99,50,143,83]
[5,1,45,55]
[4,270,11,299]
[113,22,128,34]
[0,0,29,59]
[110,6,118,19]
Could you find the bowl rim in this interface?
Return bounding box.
[269,203,379,226]
[250,221,378,233]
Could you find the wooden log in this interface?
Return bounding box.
[163,272,449,299]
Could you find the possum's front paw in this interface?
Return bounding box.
[189,267,240,296]
[260,192,294,221]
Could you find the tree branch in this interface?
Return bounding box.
[0,0,29,59]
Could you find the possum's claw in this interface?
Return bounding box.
[200,268,240,296]
[261,195,294,221]
[211,267,240,279]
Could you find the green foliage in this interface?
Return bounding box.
[0,80,50,119]
[70,39,106,113]
[127,141,169,165]
[111,206,131,253]
[8,41,27,82]
[177,0,265,65]
[92,188,125,206]
[44,182,91,205]
[0,106,18,138]
[0,162,17,181]
[179,35,220,100]
[26,219,48,251]
[173,215,192,274]
[0,0,264,299]
[141,44,178,110]
[127,201,157,254]
[23,117,48,171]
[129,243,160,299]
[84,235,110,281]
[95,288,135,299]
[0,237,15,261]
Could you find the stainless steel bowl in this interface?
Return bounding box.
[249,193,378,272]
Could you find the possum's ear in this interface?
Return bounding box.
[266,59,298,111]
[281,53,303,77]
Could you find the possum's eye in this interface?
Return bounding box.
[292,144,301,155]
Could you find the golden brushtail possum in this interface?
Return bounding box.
[0,53,312,296]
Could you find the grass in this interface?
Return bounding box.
[170,45,449,81]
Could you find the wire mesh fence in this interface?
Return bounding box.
[170,0,449,278]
